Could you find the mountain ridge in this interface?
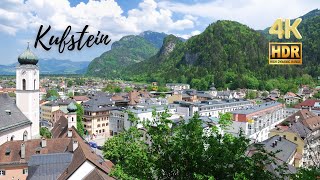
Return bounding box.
[86,31,168,78]
[0,59,90,75]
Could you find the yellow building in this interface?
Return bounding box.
[82,94,117,136]
[269,127,305,167]
[40,99,74,123]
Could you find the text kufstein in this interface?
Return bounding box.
[34,25,111,53]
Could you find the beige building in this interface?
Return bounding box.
[83,94,117,136]
[40,99,74,123]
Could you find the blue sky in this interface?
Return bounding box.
[0,0,319,65]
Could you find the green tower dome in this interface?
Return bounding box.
[67,102,77,112]
[18,44,38,65]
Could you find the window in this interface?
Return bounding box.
[23,131,28,141]
[72,117,74,122]
[23,168,28,174]
[22,79,26,90]
[97,124,100,128]
[0,170,5,176]
[294,137,297,141]
[10,135,14,141]
[34,79,36,90]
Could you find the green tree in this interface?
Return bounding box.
[103,84,122,93]
[67,80,73,87]
[75,103,85,137]
[159,93,166,98]
[292,167,320,180]
[67,92,74,97]
[114,86,122,93]
[314,92,320,99]
[261,91,268,98]
[8,92,16,97]
[277,98,285,104]
[245,90,257,99]
[103,111,288,180]
[40,127,52,138]
[124,86,133,93]
[75,78,85,86]
[46,89,60,99]
[157,86,169,92]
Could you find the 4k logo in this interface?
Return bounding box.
[268,18,303,65]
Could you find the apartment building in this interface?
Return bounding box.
[174,99,253,118]
[166,83,190,91]
[229,102,285,142]
[82,94,117,136]
[109,104,183,136]
[40,99,74,123]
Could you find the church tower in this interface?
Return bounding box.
[67,102,77,129]
[16,44,40,138]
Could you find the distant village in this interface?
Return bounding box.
[1,47,320,179]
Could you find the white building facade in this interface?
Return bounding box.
[228,102,285,143]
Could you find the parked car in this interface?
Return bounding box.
[97,145,103,150]
[89,142,97,148]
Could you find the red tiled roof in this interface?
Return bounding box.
[294,99,320,108]
[58,127,114,180]
[0,138,71,165]
[73,96,90,102]
[286,92,297,97]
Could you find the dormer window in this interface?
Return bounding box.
[5,110,11,115]
[5,148,10,155]
[35,147,41,154]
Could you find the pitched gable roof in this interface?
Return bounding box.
[27,153,73,180]
[0,93,32,133]
[51,116,68,138]
[0,138,71,165]
[57,127,114,180]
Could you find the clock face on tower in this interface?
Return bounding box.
[21,70,26,75]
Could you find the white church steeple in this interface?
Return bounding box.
[16,43,40,138]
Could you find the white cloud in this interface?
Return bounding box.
[191,30,201,36]
[158,0,320,30]
[0,0,195,38]
[175,30,201,39]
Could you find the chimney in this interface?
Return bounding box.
[68,129,72,138]
[21,143,25,159]
[271,142,275,147]
[41,138,46,148]
[274,140,277,146]
[279,136,282,141]
[295,116,299,123]
[73,140,78,152]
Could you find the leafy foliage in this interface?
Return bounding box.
[245,90,257,99]
[75,103,84,137]
[103,111,289,180]
[46,89,59,99]
[86,35,160,78]
[314,91,320,99]
[86,10,320,93]
[40,127,51,138]
[103,84,122,93]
